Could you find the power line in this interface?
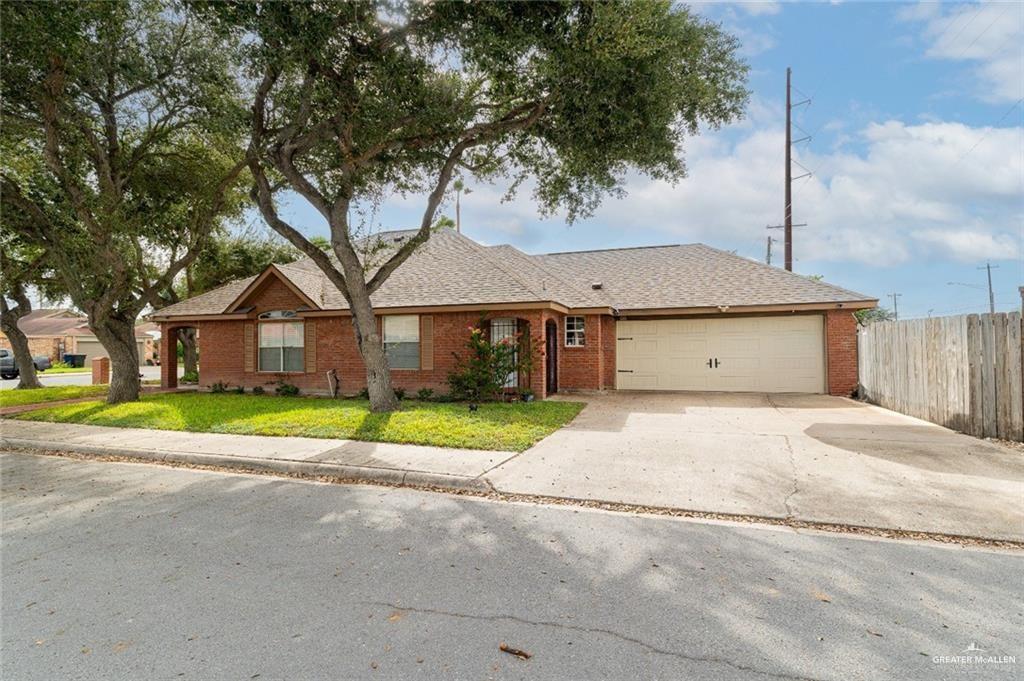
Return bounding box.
[954,97,1024,164]
[952,2,1012,60]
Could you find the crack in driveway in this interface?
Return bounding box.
[364,601,825,681]
[765,396,801,519]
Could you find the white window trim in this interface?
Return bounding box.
[565,316,585,347]
[383,314,420,370]
[257,320,305,373]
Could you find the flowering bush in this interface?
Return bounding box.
[448,319,533,402]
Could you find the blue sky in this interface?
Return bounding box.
[276,1,1023,320]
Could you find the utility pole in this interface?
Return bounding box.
[770,67,811,272]
[888,292,902,321]
[784,67,792,271]
[453,180,471,234]
[978,262,998,314]
[766,235,775,265]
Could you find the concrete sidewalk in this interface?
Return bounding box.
[0,420,511,491]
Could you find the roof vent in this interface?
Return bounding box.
[591,282,603,290]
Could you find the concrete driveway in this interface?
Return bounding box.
[488,392,1024,542]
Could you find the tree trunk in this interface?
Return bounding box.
[349,296,397,412]
[178,327,198,376]
[0,306,43,390]
[90,315,142,404]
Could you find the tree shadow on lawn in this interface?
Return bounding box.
[13,392,583,451]
[2,452,1019,681]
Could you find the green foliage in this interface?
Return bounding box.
[855,307,896,325]
[210,381,229,393]
[16,392,586,451]
[197,0,747,222]
[393,387,406,401]
[251,385,265,396]
[448,319,532,402]
[185,230,301,298]
[416,388,434,401]
[1,0,249,363]
[181,370,199,384]
[233,385,245,395]
[274,381,300,397]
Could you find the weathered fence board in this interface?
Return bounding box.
[858,312,1024,441]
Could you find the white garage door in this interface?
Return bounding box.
[616,316,825,393]
[75,339,147,367]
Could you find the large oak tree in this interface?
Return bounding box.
[1,0,247,403]
[200,0,748,412]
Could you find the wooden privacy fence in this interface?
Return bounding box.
[858,312,1024,441]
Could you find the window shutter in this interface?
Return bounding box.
[244,322,255,373]
[305,321,316,373]
[420,315,433,371]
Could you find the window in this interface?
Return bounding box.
[565,316,585,347]
[258,321,304,372]
[490,318,518,388]
[384,315,419,369]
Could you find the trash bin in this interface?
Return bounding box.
[63,353,87,368]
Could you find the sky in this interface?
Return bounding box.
[275,1,1023,320]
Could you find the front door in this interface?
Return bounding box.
[545,320,558,394]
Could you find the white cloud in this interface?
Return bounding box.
[736,2,781,17]
[905,1,1024,103]
[457,113,1022,267]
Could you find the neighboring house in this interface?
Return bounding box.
[152,230,877,398]
[0,308,156,366]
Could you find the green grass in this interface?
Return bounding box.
[0,385,108,408]
[13,392,585,451]
[41,366,92,374]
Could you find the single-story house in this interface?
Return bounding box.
[152,229,877,398]
[0,308,157,366]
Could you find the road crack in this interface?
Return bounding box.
[363,600,825,681]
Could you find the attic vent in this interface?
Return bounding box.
[591,282,603,290]
[393,236,406,243]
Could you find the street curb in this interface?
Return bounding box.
[0,436,492,493]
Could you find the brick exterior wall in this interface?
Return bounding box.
[0,334,72,361]
[157,272,860,398]
[824,310,859,397]
[160,294,614,397]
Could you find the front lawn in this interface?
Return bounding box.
[0,385,108,408]
[13,392,584,451]
[42,366,91,374]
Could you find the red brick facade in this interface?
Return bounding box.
[825,309,859,397]
[160,279,862,398]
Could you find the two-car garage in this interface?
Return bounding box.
[615,315,826,394]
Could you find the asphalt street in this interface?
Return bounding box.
[0,366,169,390]
[1,451,1020,681]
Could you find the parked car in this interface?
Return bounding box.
[0,348,52,379]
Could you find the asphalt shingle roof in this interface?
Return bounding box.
[537,243,874,310]
[153,230,875,319]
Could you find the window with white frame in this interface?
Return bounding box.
[258,320,304,372]
[565,316,585,347]
[384,315,419,369]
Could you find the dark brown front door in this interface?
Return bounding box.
[545,320,558,394]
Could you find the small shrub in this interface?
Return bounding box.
[416,388,434,401]
[448,317,534,402]
[181,370,199,384]
[251,385,265,395]
[210,381,228,393]
[274,380,300,397]
[51,360,72,370]
[394,387,406,401]
[233,385,245,394]
[519,388,535,402]
[357,387,370,399]
[432,392,457,403]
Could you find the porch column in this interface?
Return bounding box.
[159,323,178,389]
